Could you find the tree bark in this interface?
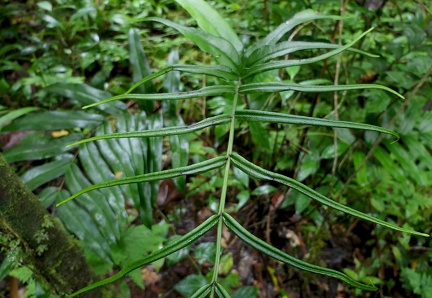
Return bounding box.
[0,153,115,297]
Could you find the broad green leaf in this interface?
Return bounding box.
[233,166,249,188]
[128,27,154,114]
[0,107,38,130]
[373,146,405,182]
[111,223,169,288]
[245,41,377,67]
[127,65,237,94]
[249,121,271,151]
[251,184,276,196]
[176,0,243,52]
[45,83,126,115]
[67,114,232,147]
[83,85,235,109]
[232,286,258,298]
[235,110,399,140]
[1,111,103,131]
[194,242,217,265]
[244,28,376,78]
[292,190,312,213]
[230,152,428,237]
[147,17,241,73]
[36,1,52,11]
[57,157,226,206]
[239,82,404,99]
[296,151,319,182]
[68,215,218,297]
[0,256,14,280]
[3,133,83,163]
[353,151,368,186]
[321,142,349,159]
[174,274,208,297]
[222,212,377,291]
[20,154,74,191]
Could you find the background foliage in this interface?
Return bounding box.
[0,0,431,297]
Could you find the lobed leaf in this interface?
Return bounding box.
[68,214,219,297]
[67,114,232,147]
[223,212,377,291]
[235,110,399,140]
[83,85,235,109]
[57,157,226,206]
[230,153,429,237]
[239,82,404,99]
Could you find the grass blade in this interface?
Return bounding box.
[223,212,377,291]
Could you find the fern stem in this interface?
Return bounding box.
[211,80,241,294]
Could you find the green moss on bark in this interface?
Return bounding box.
[0,153,118,297]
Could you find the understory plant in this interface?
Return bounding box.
[58,1,428,297]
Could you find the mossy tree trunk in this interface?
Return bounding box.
[0,153,116,297]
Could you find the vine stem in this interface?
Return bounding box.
[210,79,241,296]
